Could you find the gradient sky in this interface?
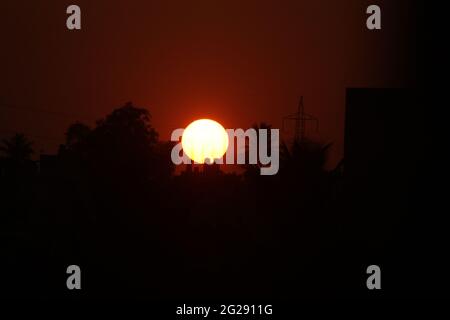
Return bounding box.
[1,0,417,167]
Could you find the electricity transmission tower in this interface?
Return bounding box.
[282,96,318,142]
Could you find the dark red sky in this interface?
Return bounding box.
[1,0,417,167]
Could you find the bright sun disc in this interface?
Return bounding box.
[182,119,229,164]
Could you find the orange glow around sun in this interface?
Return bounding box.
[181,119,229,164]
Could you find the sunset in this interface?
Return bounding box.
[0,0,444,311]
[181,119,229,164]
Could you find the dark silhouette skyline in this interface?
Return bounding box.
[1,87,441,299]
[1,0,441,303]
[0,0,419,168]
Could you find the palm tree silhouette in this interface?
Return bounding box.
[242,122,273,178]
[280,139,331,178]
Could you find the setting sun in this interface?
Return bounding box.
[181,119,229,164]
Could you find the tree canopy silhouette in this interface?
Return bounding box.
[60,102,173,183]
[65,122,91,148]
[0,133,34,163]
[280,139,331,180]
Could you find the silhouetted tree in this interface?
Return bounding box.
[65,122,91,148]
[59,101,175,191]
[0,133,35,227]
[0,133,34,163]
[87,102,161,180]
[242,122,273,179]
[280,139,331,181]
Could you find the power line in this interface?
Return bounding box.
[0,102,92,144]
[0,103,93,121]
[0,130,63,142]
